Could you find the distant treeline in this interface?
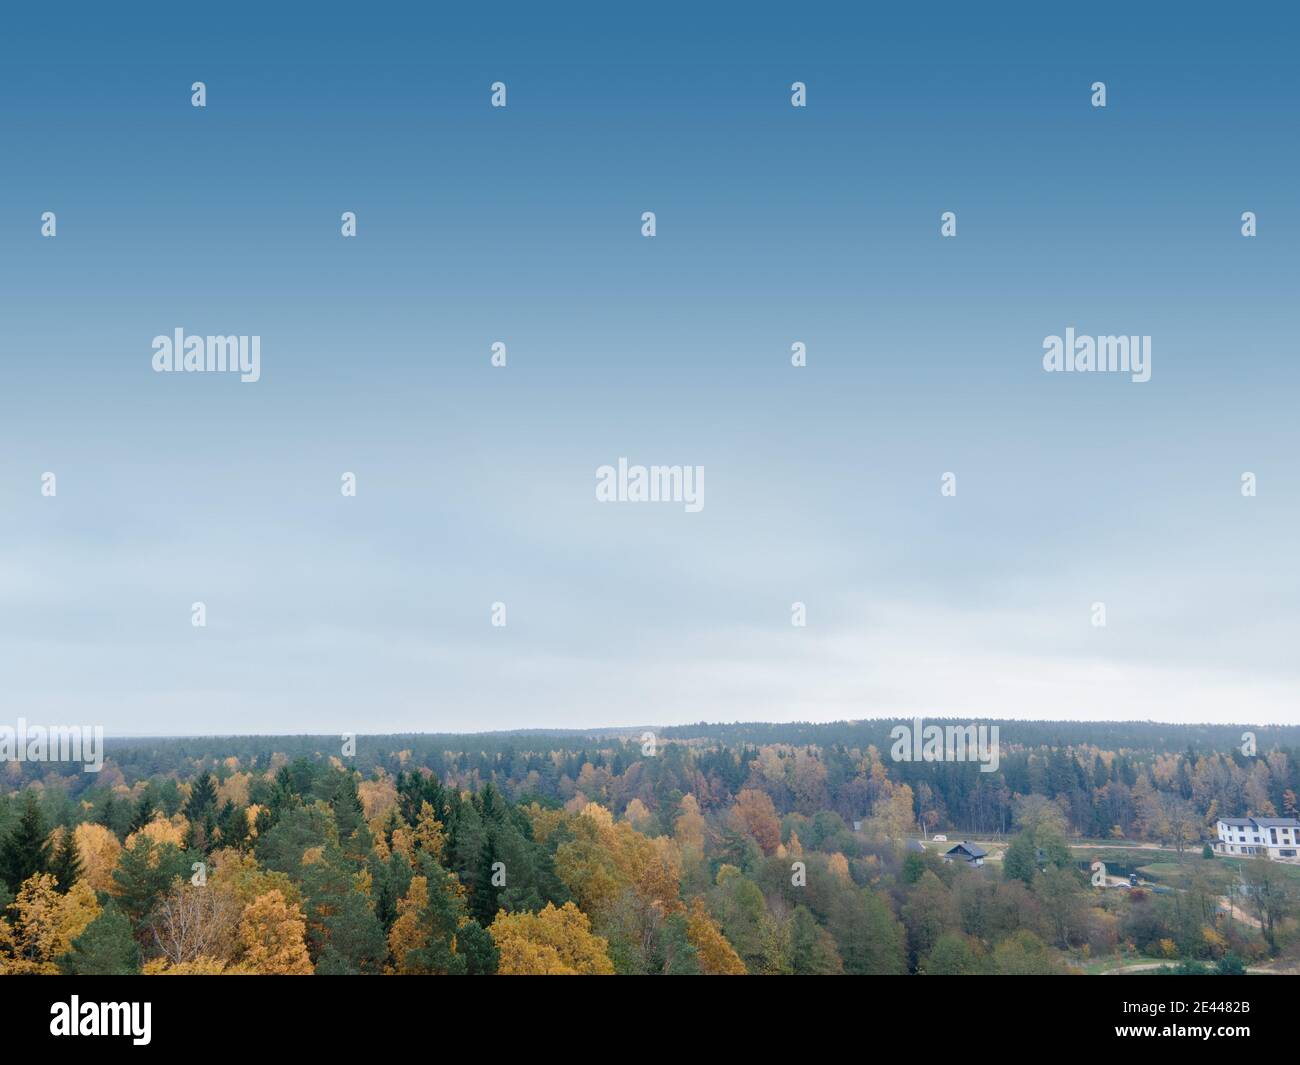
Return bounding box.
[6,719,1298,842]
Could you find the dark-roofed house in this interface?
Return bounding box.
[1216,816,1300,861]
[942,842,986,867]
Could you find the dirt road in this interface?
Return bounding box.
[1218,897,1262,929]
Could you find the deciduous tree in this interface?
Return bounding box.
[238,890,312,974]
[490,902,615,975]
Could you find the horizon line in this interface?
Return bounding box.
[47,716,1300,742]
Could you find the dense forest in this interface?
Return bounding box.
[1,720,1298,975]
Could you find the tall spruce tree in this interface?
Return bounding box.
[128,793,155,835]
[217,801,249,849]
[50,825,83,892]
[0,792,51,889]
[184,772,218,821]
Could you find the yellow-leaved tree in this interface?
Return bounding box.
[73,823,123,893]
[554,804,682,927]
[208,847,299,910]
[124,814,188,852]
[143,955,253,975]
[237,890,313,975]
[490,902,615,975]
[623,798,653,831]
[728,789,782,855]
[685,897,746,975]
[674,794,710,894]
[0,874,101,974]
[412,801,446,860]
[386,874,428,972]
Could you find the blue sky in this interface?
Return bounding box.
[1,3,1297,733]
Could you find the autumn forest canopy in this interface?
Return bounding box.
[2,719,1299,976]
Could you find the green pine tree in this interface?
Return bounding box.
[50,825,83,892]
[0,791,51,889]
[314,888,387,974]
[60,903,141,974]
[184,772,218,822]
[111,838,192,923]
[456,918,499,975]
[128,793,155,835]
[218,801,250,849]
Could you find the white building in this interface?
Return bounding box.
[1215,816,1300,860]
